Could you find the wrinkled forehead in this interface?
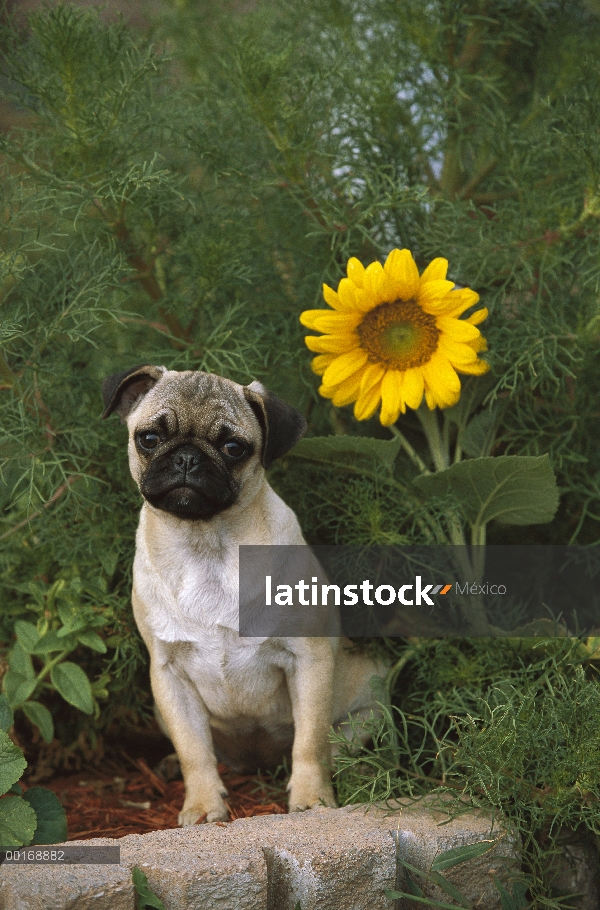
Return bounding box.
[129,371,256,436]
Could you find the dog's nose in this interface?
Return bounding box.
[174,449,202,472]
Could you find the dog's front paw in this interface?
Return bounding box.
[178,794,229,826]
[288,763,337,812]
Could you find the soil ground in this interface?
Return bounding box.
[18,719,288,840]
[42,761,287,840]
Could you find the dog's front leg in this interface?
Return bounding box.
[285,638,337,811]
[150,655,228,825]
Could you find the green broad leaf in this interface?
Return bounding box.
[428,870,472,908]
[405,869,424,897]
[132,866,167,910]
[289,434,402,473]
[77,631,107,654]
[494,879,518,910]
[50,662,94,715]
[32,629,69,654]
[8,642,35,679]
[57,624,88,639]
[0,795,37,847]
[0,730,27,794]
[56,602,87,636]
[431,840,497,872]
[2,670,37,708]
[414,455,558,526]
[22,702,54,744]
[458,404,504,459]
[511,882,529,909]
[493,878,529,910]
[23,788,67,844]
[445,374,497,431]
[0,695,14,733]
[14,621,39,654]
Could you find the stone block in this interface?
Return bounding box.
[391,807,517,910]
[0,802,517,910]
[548,828,600,910]
[117,826,268,910]
[0,844,134,910]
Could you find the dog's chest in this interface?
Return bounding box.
[138,539,239,643]
[171,631,292,721]
[135,538,294,721]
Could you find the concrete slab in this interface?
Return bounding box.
[0,803,516,910]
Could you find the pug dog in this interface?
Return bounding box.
[102,365,386,825]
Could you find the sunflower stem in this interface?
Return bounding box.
[416,406,490,631]
[416,406,448,471]
[388,424,429,475]
[471,523,487,581]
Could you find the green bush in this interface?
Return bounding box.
[0,694,67,846]
[1,2,600,904]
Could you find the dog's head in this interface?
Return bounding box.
[101,366,306,521]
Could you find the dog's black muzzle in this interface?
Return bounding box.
[140,444,237,520]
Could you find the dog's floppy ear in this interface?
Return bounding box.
[101,365,166,420]
[243,381,307,469]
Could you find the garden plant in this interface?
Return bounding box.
[1,1,600,906]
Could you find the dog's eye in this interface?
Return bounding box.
[220,439,246,460]
[137,431,161,451]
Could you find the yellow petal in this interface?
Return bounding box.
[354,380,382,421]
[402,367,425,410]
[421,352,461,407]
[323,284,350,311]
[420,257,448,283]
[436,316,481,342]
[347,257,365,288]
[445,288,480,317]
[318,383,335,399]
[363,261,388,301]
[337,278,373,312]
[384,249,420,300]
[360,361,386,395]
[468,334,488,353]
[310,312,363,333]
[322,348,369,386]
[437,335,478,364]
[305,333,359,353]
[424,382,461,409]
[418,279,456,311]
[380,370,405,425]
[329,370,364,407]
[300,309,330,330]
[337,277,360,310]
[465,307,488,326]
[456,357,490,376]
[311,353,336,376]
[443,388,461,408]
[380,402,404,426]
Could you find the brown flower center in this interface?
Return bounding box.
[357,299,439,369]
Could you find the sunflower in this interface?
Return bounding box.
[300,249,489,425]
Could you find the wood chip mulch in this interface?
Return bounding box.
[43,758,287,840]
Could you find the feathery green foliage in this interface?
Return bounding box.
[1,2,600,904]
